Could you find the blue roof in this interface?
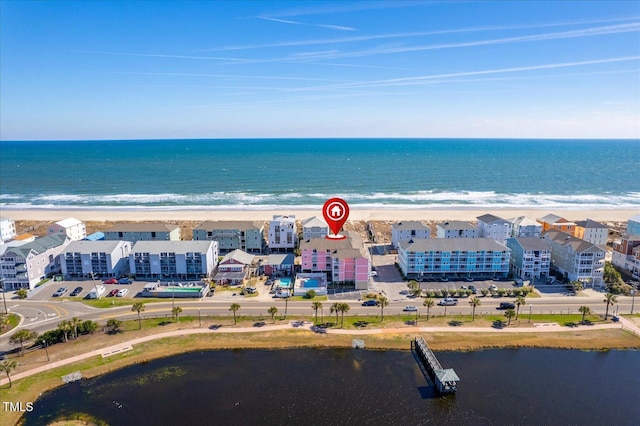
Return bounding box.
[84,232,105,241]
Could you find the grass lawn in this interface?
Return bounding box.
[80,298,168,308]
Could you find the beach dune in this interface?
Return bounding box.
[3,208,637,223]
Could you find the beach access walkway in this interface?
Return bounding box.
[2,316,639,387]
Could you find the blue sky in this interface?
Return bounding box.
[1,0,639,140]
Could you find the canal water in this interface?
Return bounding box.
[22,348,640,425]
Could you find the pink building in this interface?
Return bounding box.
[300,231,370,290]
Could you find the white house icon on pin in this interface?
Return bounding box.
[330,205,342,217]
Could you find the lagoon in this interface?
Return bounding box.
[22,348,640,425]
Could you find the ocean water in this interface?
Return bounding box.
[21,348,640,426]
[0,139,638,210]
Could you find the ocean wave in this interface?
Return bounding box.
[1,190,639,210]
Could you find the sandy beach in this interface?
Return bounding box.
[2,207,637,223]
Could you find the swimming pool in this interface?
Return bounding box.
[277,278,292,288]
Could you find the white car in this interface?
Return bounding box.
[403,305,418,312]
[489,284,498,291]
[369,271,377,277]
[116,288,128,297]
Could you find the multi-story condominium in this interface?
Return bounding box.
[542,230,605,286]
[436,221,478,239]
[300,231,370,289]
[397,238,510,280]
[628,214,640,236]
[129,240,217,279]
[0,217,17,243]
[537,214,576,234]
[104,223,181,243]
[47,217,86,242]
[505,237,551,279]
[611,235,640,276]
[192,221,265,254]
[301,216,329,240]
[391,221,431,249]
[510,216,542,238]
[61,240,132,278]
[269,215,297,252]
[574,219,608,246]
[477,214,512,244]
[213,249,255,285]
[0,235,68,290]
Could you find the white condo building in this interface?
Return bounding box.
[129,240,218,279]
[0,217,17,243]
[301,216,329,240]
[269,215,297,252]
[61,240,132,278]
[47,217,86,242]
[510,216,542,238]
[477,214,512,244]
[436,221,478,239]
[391,221,431,249]
[0,235,68,290]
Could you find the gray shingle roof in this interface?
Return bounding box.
[63,240,126,254]
[194,221,262,230]
[507,237,550,250]
[476,214,507,224]
[399,238,508,252]
[131,240,214,254]
[105,223,180,232]
[392,221,429,231]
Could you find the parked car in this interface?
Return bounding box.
[103,278,118,284]
[53,287,68,297]
[369,271,378,277]
[438,298,458,306]
[489,284,498,291]
[70,286,83,296]
[116,288,128,297]
[107,289,119,297]
[498,302,516,310]
[118,277,132,284]
[362,299,379,306]
[403,305,418,312]
[546,277,556,285]
[469,285,477,294]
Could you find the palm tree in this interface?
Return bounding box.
[132,302,145,329]
[504,308,516,325]
[469,297,481,321]
[106,318,122,333]
[378,296,389,321]
[172,306,183,323]
[57,320,72,342]
[604,293,618,319]
[515,296,526,320]
[0,360,18,388]
[312,301,323,323]
[572,280,584,293]
[267,306,278,323]
[330,302,340,325]
[423,298,434,320]
[338,302,350,327]
[70,317,82,339]
[578,305,591,324]
[229,303,240,325]
[9,329,38,356]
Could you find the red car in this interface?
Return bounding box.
[107,289,119,297]
[103,278,118,284]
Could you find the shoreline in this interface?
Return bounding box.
[2,207,637,222]
[3,323,639,426]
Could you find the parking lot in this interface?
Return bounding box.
[30,278,154,300]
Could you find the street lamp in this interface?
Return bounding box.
[90,271,100,299]
[0,277,8,315]
[631,289,636,315]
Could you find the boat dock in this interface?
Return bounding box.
[412,336,459,394]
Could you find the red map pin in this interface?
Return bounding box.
[323,198,350,240]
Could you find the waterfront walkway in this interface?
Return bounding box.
[2,316,639,387]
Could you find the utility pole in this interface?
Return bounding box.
[0,277,8,315]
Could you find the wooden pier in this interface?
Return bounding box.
[412,336,459,394]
